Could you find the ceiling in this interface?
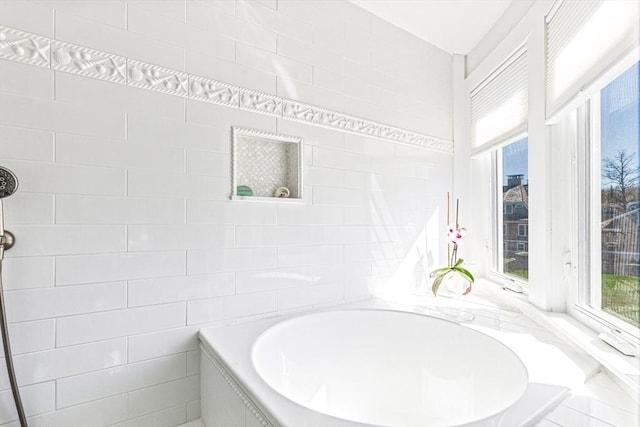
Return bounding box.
[348,0,513,55]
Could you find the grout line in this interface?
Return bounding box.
[124,113,128,141]
[52,132,57,163]
[233,40,237,63]
[124,169,128,198]
[52,9,56,40]
[183,97,187,124]
[183,0,187,25]
[52,68,56,101]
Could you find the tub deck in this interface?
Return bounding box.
[197,285,639,427]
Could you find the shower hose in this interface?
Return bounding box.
[0,252,28,427]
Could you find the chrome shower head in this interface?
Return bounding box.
[0,167,18,245]
[0,167,18,199]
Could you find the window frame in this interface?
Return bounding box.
[489,132,530,290]
[570,86,640,341]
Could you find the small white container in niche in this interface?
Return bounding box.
[231,126,303,202]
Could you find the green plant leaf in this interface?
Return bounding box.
[453,257,464,268]
[429,267,452,278]
[453,266,475,283]
[432,274,446,296]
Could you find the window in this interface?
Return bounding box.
[518,224,528,237]
[597,62,639,328]
[493,136,529,281]
[577,61,639,330]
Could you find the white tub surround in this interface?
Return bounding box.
[199,301,571,427]
[477,279,640,401]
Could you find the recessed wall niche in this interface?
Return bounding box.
[231,126,303,202]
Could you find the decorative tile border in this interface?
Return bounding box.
[189,74,239,107]
[379,125,452,151]
[239,89,283,117]
[127,59,188,96]
[0,27,49,68]
[283,99,380,137]
[0,25,453,154]
[51,41,126,84]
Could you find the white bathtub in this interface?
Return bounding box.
[199,306,567,427]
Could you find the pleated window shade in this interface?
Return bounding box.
[546,0,640,118]
[470,49,528,155]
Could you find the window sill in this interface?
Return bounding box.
[479,278,640,401]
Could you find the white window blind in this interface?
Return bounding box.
[470,49,528,154]
[546,0,640,118]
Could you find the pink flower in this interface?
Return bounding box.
[447,224,466,245]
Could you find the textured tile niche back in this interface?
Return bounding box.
[0,0,453,426]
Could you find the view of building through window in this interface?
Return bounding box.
[599,61,639,327]
[502,137,529,279]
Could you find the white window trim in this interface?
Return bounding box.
[492,149,504,277]
[488,134,530,291]
[569,92,640,342]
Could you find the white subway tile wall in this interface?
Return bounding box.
[0,0,454,425]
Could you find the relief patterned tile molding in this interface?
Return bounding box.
[189,74,239,108]
[239,88,283,117]
[0,26,49,68]
[0,25,454,154]
[127,59,188,96]
[283,99,379,136]
[51,41,126,84]
[379,125,453,152]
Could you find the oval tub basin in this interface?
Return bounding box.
[251,309,528,427]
